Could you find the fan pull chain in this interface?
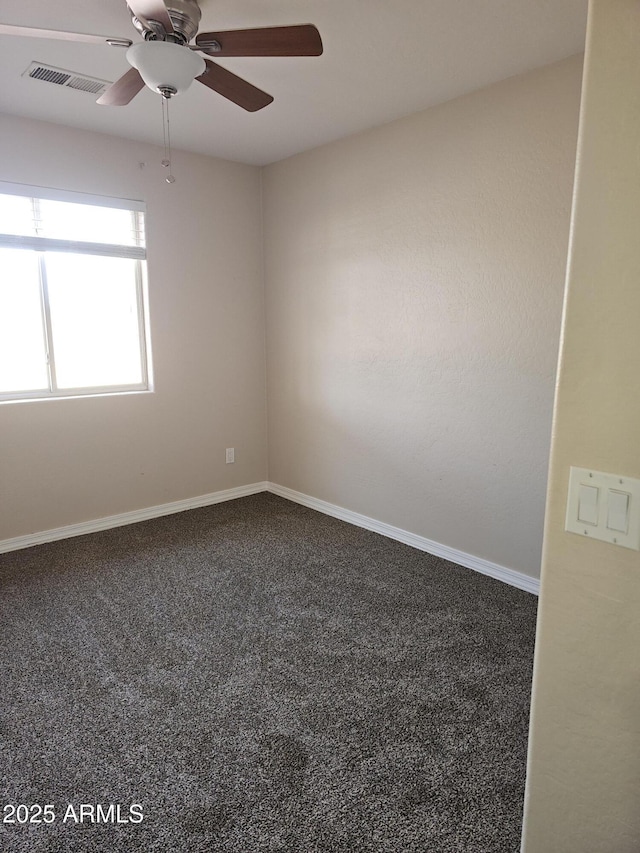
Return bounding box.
[161,94,176,184]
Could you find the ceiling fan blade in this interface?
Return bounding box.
[97,68,145,106]
[196,58,273,112]
[126,0,173,34]
[0,22,131,47]
[196,24,323,57]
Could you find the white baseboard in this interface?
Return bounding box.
[267,483,540,596]
[0,480,540,595]
[0,482,269,554]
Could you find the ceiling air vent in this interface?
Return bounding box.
[23,62,111,96]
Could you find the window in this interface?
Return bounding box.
[0,183,152,402]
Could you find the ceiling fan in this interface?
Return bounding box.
[0,0,323,111]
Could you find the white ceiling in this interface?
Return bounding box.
[0,1,588,166]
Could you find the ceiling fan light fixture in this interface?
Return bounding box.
[126,40,205,95]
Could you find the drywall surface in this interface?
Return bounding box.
[522,1,640,850]
[263,56,583,579]
[0,115,267,539]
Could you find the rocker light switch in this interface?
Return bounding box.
[577,485,599,525]
[566,467,640,550]
[607,490,630,533]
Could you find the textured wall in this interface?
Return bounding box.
[0,115,267,540]
[263,56,583,579]
[522,1,640,849]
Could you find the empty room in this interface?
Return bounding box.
[1,1,639,851]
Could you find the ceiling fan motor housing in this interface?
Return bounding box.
[131,0,202,43]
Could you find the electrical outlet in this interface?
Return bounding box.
[225,448,235,464]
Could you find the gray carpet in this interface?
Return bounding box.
[0,493,536,852]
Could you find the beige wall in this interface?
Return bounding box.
[0,115,267,540]
[262,57,583,579]
[522,1,640,849]
[0,56,585,582]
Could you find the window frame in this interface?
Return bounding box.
[0,182,153,403]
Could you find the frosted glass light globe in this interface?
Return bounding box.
[127,41,205,95]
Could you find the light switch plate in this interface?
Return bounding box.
[565,467,640,550]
